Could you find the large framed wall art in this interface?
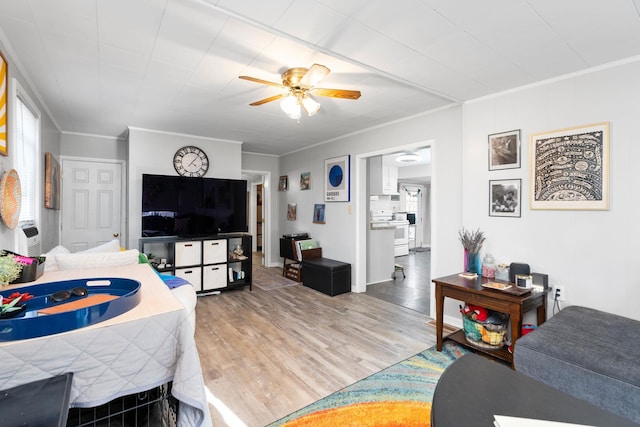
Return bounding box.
[0,50,8,156]
[530,122,609,210]
[324,155,350,202]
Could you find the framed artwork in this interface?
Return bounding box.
[0,50,8,156]
[489,179,521,217]
[530,122,609,210]
[278,175,288,191]
[287,203,297,221]
[44,152,61,209]
[313,203,326,224]
[488,129,520,170]
[300,172,310,190]
[324,155,350,202]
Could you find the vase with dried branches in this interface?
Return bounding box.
[458,228,485,274]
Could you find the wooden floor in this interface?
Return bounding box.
[365,249,432,315]
[194,281,439,427]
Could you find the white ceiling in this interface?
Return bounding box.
[1,0,640,155]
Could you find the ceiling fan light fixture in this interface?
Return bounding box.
[301,95,321,116]
[396,152,422,163]
[280,95,301,119]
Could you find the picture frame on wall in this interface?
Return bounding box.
[300,172,310,190]
[488,129,520,170]
[287,203,297,221]
[0,50,8,156]
[44,152,61,209]
[324,155,350,202]
[313,203,326,224]
[278,175,288,191]
[530,122,609,210]
[489,179,521,217]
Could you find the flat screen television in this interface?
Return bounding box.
[141,174,248,237]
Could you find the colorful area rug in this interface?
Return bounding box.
[268,341,469,426]
[252,264,298,291]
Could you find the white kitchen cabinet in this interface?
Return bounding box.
[369,156,398,195]
[366,227,395,284]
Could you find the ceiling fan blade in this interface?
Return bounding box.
[311,88,361,100]
[239,75,285,88]
[249,93,288,106]
[300,64,330,87]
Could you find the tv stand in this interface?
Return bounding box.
[139,234,252,294]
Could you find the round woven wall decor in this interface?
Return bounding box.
[0,169,22,229]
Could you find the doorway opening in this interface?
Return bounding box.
[358,144,432,315]
[243,171,270,268]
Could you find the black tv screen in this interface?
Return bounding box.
[141,174,248,237]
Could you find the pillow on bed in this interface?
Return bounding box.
[43,245,71,272]
[75,239,121,254]
[54,249,140,270]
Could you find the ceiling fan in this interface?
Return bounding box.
[239,64,361,120]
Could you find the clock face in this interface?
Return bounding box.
[173,146,209,177]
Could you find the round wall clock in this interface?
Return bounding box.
[173,146,209,177]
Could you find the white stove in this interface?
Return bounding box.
[370,210,410,256]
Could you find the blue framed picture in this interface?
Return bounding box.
[324,155,350,202]
[313,204,325,224]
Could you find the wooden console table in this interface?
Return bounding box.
[433,273,548,367]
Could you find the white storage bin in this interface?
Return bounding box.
[175,266,202,289]
[203,239,227,265]
[175,241,202,267]
[203,264,227,290]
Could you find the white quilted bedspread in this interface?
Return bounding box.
[0,264,211,427]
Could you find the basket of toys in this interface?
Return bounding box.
[460,304,508,348]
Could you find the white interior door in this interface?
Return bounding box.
[61,158,125,252]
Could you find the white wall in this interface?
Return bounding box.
[60,132,127,160]
[126,127,242,249]
[0,38,61,253]
[242,152,279,266]
[463,60,640,320]
[279,105,464,296]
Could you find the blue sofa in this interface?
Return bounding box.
[514,305,640,424]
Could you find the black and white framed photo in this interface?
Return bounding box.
[489,179,521,217]
[530,122,609,210]
[488,129,520,170]
[324,155,350,202]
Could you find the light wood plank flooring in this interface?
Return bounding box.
[194,282,439,426]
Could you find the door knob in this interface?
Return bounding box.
[113,233,119,237]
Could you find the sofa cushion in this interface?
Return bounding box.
[514,305,640,423]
